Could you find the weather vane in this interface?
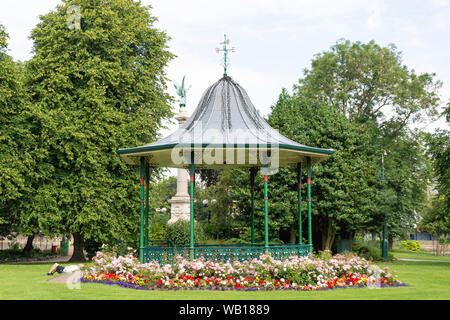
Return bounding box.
[216,34,235,77]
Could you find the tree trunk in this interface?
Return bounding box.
[321,218,336,251]
[371,231,377,247]
[69,232,86,262]
[22,234,35,258]
[435,234,440,256]
[388,235,393,251]
[443,234,448,256]
[289,224,296,244]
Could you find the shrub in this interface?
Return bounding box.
[400,240,421,251]
[149,221,165,240]
[438,236,450,245]
[164,220,206,245]
[352,240,395,261]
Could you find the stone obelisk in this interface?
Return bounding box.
[168,76,191,224]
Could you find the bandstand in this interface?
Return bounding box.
[116,39,335,264]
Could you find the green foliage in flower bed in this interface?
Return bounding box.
[82,250,403,291]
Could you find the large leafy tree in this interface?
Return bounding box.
[296,39,442,132]
[0,25,35,238]
[289,39,441,248]
[230,39,440,250]
[420,105,450,254]
[267,92,379,249]
[25,0,174,261]
[230,92,378,249]
[425,105,449,212]
[382,130,429,246]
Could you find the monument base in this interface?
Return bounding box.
[167,195,191,224]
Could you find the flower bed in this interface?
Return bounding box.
[80,250,406,291]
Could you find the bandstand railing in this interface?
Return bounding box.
[141,243,312,264]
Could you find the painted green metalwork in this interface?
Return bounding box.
[250,167,256,245]
[307,157,312,247]
[216,34,234,77]
[144,163,150,247]
[142,244,311,264]
[116,142,335,157]
[381,152,388,261]
[297,162,302,244]
[189,152,195,258]
[139,157,145,263]
[263,174,269,250]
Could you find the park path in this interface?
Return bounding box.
[2,255,71,264]
[397,258,450,263]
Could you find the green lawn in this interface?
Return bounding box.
[391,248,450,261]
[1,257,449,300]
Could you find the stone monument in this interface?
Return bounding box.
[168,76,191,224]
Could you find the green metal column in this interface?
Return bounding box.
[61,236,69,256]
[144,163,150,247]
[189,151,195,259]
[297,163,302,244]
[250,168,256,245]
[139,157,145,263]
[381,152,388,261]
[307,157,312,249]
[263,174,269,250]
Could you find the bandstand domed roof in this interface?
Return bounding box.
[117,76,334,168]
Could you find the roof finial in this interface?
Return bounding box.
[216,34,235,77]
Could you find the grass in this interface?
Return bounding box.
[1,256,449,300]
[391,248,450,261]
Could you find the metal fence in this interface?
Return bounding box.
[142,243,312,264]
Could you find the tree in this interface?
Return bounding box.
[421,104,450,255]
[228,91,379,249]
[420,194,449,256]
[203,169,235,240]
[290,39,442,249]
[0,24,36,249]
[296,39,442,133]
[382,130,430,247]
[269,92,383,249]
[425,114,449,213]
[25,0,174,261]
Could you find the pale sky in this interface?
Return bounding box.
[1,0,449,138]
